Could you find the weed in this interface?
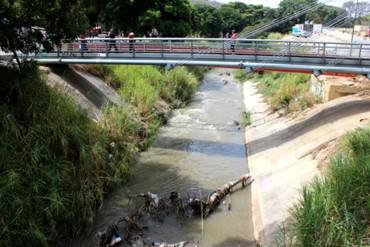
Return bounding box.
[241,111,252,126]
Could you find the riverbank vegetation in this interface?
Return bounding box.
[85,64,206,148]
[0,63,204,246]
[235,71,318,114]
[275,126,370,246]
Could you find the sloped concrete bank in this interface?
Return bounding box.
[42,64,125,120]
[243,81,370,245]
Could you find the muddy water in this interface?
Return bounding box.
[79,69,255,247]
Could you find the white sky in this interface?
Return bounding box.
[216,0,349,8]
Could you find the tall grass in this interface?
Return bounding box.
[92,65,203,109]
[0,64,140,246]
[275,126,370,246]
[235,70,319,113]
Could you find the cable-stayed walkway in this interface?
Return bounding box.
[17,38,370,76]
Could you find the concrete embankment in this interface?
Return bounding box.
[41,65,125,120]
[243,81,370,245]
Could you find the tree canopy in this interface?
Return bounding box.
[0,0,88,60]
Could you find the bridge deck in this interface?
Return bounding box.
[18,38,370,75]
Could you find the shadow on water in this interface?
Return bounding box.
[153,136,247,158]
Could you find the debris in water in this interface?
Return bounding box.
[97,174,252,246]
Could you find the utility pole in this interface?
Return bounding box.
[350,0,359,56]
[351,0,359,43]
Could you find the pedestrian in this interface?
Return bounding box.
[230,30,238,53]
[224,32,230,39]
[79,33,88,55]
[108,29,118,51]
[152,28,159,38]
[128,32,135,52]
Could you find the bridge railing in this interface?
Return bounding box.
[25,38,370,60]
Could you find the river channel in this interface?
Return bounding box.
[79,69,255,246]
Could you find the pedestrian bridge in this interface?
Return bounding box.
[18,38,370,76]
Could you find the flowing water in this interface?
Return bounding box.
[79,69,255,246]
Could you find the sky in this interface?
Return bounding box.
[216,0,349,8]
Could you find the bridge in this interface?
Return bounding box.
[18,38,370,76]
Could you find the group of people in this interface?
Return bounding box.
[79,30,136,53]
[79,28,239,54]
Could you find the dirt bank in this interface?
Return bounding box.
[243,81,370,245]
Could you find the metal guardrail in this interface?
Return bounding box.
[18,38,370,75]
[22,38,370,59]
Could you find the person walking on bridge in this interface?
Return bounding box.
[128,32,135,53]
[79,34,88,55]
[230,30,238,53]
[108,29,118,51]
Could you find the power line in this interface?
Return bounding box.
[242,0,334,38]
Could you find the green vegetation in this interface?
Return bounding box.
[241,111,252,127]
[235,70,318,113]
[275,126,370,246]
[0,64,133,246]
[266,32,285,40]
[0,63,204,246]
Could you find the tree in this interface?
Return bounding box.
[343,1,370,19]
[0,0,88,67]
[192,4,222,37]
[100,0,192,37]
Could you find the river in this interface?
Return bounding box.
[78,69,255,247]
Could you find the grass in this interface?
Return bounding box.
[275,126,370,246]
[235,70,319,114]
[0,63,204,246]
[241,111,252,127]
[0,64,135,246]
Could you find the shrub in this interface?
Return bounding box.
[241,71,319,113]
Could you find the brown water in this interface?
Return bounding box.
[77,69,255,247]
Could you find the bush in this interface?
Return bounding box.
[242,71,319,113]
[277,127,370,246]
[266,32,284,40]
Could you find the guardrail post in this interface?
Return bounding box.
[161,40,164,58]
[222,40,225,60]
[191,40,194,58]
[359,44,363,65]
[169,40,172,52]
[253,41,257,61]
[133,40,136,58]
[323,43,326,64]
[106,40,109,57]
[288,41,291,62]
